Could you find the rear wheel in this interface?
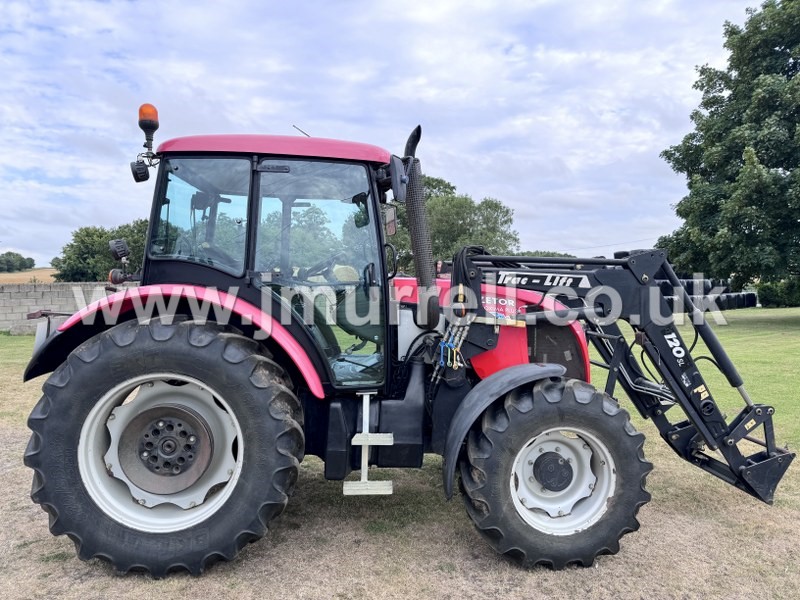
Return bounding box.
[25,318,304,576]
[459,378,651,569]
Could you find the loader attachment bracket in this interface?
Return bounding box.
[740,451,795,504]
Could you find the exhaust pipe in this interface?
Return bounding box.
[403,126,439,327]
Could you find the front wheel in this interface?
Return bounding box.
[459,378,652,569]
[25,318,304,576]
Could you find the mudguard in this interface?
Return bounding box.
[442,362,567,499]
[23,284,325,399]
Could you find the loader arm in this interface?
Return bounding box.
[459,249,794,504]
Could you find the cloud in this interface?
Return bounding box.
[0,0,752,267]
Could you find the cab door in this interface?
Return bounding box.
[254,158,387,387]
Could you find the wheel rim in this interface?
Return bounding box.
[510,427,616,536]
[79,374,243,533]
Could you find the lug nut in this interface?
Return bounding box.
[157,421,165,428]
[141,451,149,459]
[138,499,146,505]
[188,435,197,443]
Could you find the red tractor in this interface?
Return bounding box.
[23,104,793,576]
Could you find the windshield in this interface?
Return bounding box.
[150,157,250,275]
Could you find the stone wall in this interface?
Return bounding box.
[0,283,128,334]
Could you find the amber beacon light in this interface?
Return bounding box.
[138,103,159,152]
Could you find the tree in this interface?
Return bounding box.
[515,250,577,258]
[392,175,520,273]
[0,251,35,272]
[660,0,800,289]
[52,219,148,282]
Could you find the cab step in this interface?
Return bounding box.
[343,391,394,496]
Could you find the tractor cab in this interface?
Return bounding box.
[129,108,406,390]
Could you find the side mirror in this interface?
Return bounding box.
[109,239,131,261]
[383,205,397,236]
[389,155,408,203]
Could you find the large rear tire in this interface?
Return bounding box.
[459,377,651,569]
[24,318,304,577]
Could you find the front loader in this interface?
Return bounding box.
[22,105,794,576]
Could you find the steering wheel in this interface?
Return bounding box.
[174,235,237,268]
[198,244,238,267]
[173,234,192,255]
[304,251,346,280]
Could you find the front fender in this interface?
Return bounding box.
[23,284,325,399]
[442,362,566,499]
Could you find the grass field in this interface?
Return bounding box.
[0,308,798,599]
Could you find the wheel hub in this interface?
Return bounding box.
[119,405,213,494]
[512,430,598,519]
[533,451,573,492]
[101,379,238,511]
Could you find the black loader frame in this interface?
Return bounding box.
[454,247,794,504]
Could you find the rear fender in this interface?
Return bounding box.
[23,284,325,399]
[441,362,566,499]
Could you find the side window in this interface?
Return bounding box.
[255,162,374,281]
[151,158,250,276]
[255,159,385,386]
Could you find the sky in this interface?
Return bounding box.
[0,0,758,267]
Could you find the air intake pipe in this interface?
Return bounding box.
[403,126,440,327]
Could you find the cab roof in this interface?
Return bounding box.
[157,134,392,164]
